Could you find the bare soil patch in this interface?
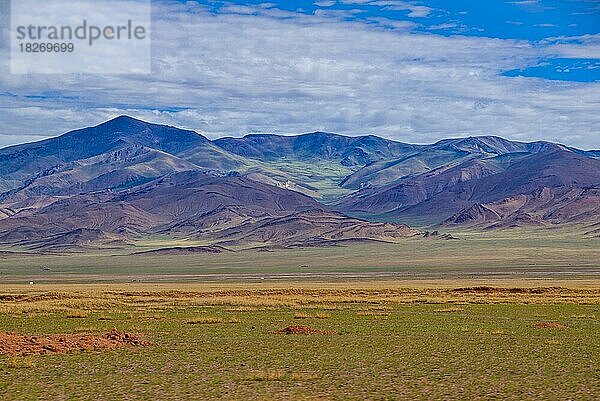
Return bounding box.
[271,325,337,335]
[0,329,151,356]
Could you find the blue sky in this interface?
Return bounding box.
[1,0,599,149]
[203,0,600,43]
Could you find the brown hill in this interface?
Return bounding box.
[336,157,503,215]
[211,210,420,247]
[444,186,600,229]
[444,203,501,225]
[584,223,600,238]
[338,149,600,227]
[20,228,128,251]
[0,208,15,220]
[0,171,421,249]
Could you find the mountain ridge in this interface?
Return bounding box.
[0,116,598,247]
[337,149,600,226]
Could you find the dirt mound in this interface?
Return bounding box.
[452,287,563,294]
[0,329,151,356]
[534,322,568,329]
[271,325,337,335]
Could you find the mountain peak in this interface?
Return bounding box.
[98,115,165,131]
[107,115,141,123]
[0,116,211,178]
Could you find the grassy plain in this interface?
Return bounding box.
[0,226,598,284]
[0,228,598,400]
[0,284,599,400]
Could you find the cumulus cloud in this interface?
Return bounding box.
[0,0,599,149]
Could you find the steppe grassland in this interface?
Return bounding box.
[0,283,599,400]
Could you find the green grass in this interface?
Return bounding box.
[251,158,356,202]
[0,294,598,400]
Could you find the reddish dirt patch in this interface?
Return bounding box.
[0,329,151,356]
[535,322,568,329]
[271,325,337,335]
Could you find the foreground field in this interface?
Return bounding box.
[1,284,599,400]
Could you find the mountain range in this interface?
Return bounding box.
[0,116,598,250]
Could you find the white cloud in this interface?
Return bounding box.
[542,34,600,59]
[339,0,433,18]
[0,1,599,150]
[314,0,336,6]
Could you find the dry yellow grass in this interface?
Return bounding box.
[6,356,37,369]
[433,307,465,313]
[314,312,330,319]
[356,311,391,316]
[66,311,89,319]
[244,369,320,382]
[1,283,599,319]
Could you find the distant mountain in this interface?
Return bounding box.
[444,187,600,229]
[0,144,199,207]
[1,116,200,173]
[428,136,562,154]
[0,116,246,193]
[0,119,418,204]
[340,148,473,190]
[215,132,420,166]
[214,132,422,201]
[336,156,505,218]
[1,116,598,243]
[0,170,422,250]
[339,136,570,190]
[337,149,600,227]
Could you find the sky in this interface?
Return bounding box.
[0,0,599,149]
